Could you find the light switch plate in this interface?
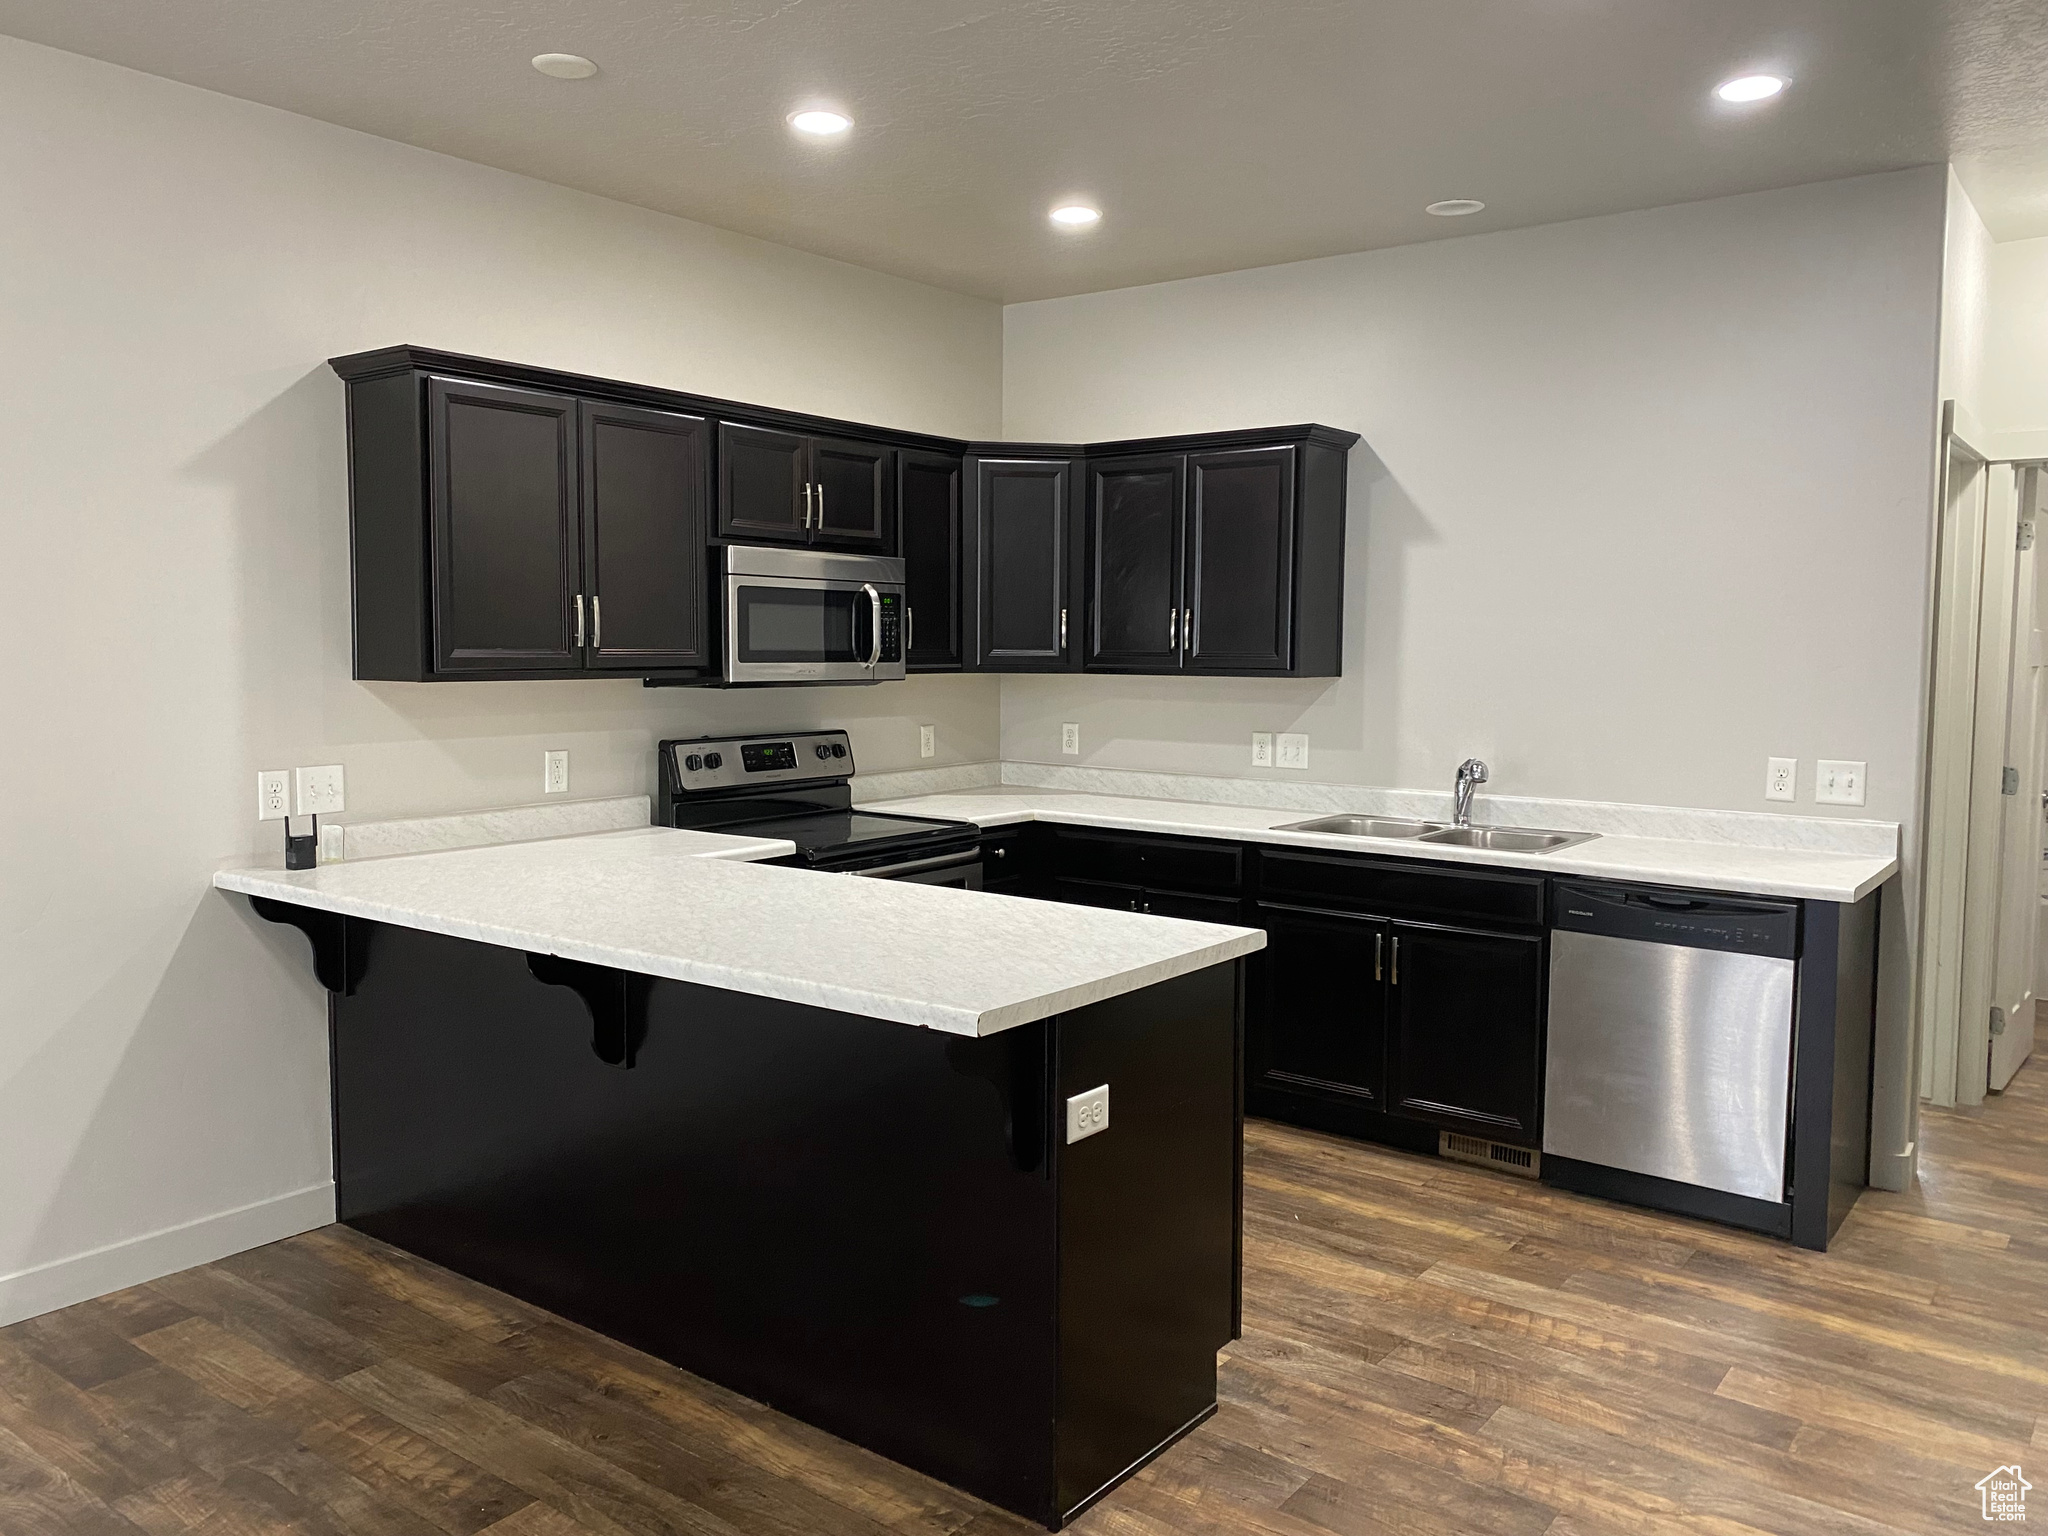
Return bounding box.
[1276,733,1309,770]
[544,750,569,794]
[919,724,935,759]
[1815,760,1866,806]
[1065,1084,1110,1144]
[1765,757,1797,802]
[1251,732,1274,767]
[1061,723,1081,755]
[295,764,345,816]
[257,770,291,822]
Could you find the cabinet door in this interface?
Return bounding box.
[427,377,581,673]
[1086,454,1184,670]
[1048,877,1143,912]
[579,402,711,672]
[901,452,963,669]
[810,436,893,549]
[1186,446,1295,672]
[1252,905,1387,1104]
[717,422,807,543]
[977,459,1072,669]
[1386,921,1544,1145]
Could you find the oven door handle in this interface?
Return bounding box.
[848,849,979,879]
[862,582,883,668]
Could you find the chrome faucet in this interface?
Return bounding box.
[1453,758,1489,827]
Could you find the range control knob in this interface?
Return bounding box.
[830,743,847,758]
[816,744,833,759]
[704,752,723,770]
[684,754,704,772]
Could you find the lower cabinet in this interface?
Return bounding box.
[1384,920,1544,1144]
[1252,904,1386,1107]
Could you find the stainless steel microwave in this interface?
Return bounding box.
[723,546,906,685]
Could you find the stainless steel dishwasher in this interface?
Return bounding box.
[1544,882,1800,1202]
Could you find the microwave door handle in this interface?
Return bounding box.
[861,583,883,668]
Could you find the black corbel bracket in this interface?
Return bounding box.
[526,953,650,1068]
[250,896,364,995]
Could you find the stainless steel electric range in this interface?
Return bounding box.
[656,729,982,887]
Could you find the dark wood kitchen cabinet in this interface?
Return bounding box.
[1252,904,1388,1107]
[1080,428,1353,678]
[1384,920,1544,1144]
[717,423,893,551]
[580,400,712,672]
[900,450,964,670]
[968,450,1081,671]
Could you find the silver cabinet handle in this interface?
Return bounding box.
[862,582,883,668]
[1374,932,1383,982]
[802,482,813,530]
[816,481,825,528]
[591,594,602,650]
[1169,608,1178,647]
[1183,605,1193,650]
[573,593,585,648]
[1060,607,1068,648]
[1390,935,1400,986]
[906,606,915,656]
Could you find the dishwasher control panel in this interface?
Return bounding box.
[1551,883,1799,960]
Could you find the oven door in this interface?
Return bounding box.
[848,848,984,889]
[725,552,906,685]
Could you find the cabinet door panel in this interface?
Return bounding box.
[811,436,893,549]
[901,452,963,669]
[1386,921,1544,1144]
[1187,447,1295,672]
[581,402,710,672]
[978,459,1071,667]
[1049,877,1143,912]
[1087,455,1184,669]
[718,422,807,543]
[1252,905,1386,1103]
[428,377,580,673]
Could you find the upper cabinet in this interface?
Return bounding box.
[968,451,1081,672]
[717,422,893,551]
[330,347,1358,684]
[1079,430,1352,678]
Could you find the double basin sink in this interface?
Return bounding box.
[1275,815,1598,854]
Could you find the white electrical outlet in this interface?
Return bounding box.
[544,750,570,794]
[257,770,291,822]
[1061,723,1081,755]
[295,764,345,816]
[1065,1084,1110,1144]
[1815,760,1866,806]
[1766,757,1797,802]
[1276,733,1309,770]
[919,724,936,759]
[1251,733,1274,768]
[318,823,347,862]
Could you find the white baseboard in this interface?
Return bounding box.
[0,1183,335,1328]
[1868,1140,1916,1193]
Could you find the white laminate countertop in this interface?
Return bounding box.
[861,789,1898,903]
[214,826,1264,1037]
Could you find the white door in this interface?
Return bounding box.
[1991,465,2046,1091]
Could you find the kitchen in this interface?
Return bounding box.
[4,5,2048,1534]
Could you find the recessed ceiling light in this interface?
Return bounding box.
[1049,204,1101,228]
[1715,73,1786,103]
[1425,199,1486,217]
[531,53,598,80]
[788,109,853,137]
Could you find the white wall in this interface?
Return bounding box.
[1988,234,2048,437]
[1942,167,1995,427]
[0,36,1002,1323]
[1003,169,1948,1186]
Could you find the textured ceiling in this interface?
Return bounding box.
[0,0,2044,299]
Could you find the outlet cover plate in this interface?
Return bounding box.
[544,750,569,795]
[257,770,291,822]
[295,764,345,816]
[1251,732,1274,767]
[1061,723,1080,755]
[919,724,935,759]
[1815,760,1866,806]
[1065,1084,1110,1144]
[1276,733,1309,770]
[1765,757,1797,802]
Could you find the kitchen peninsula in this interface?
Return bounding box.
[217,828,1263,1530]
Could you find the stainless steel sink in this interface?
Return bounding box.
[1417,825,1598,853]
[1275,815,1450,840]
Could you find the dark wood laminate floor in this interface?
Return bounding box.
[4,1026,2043,1536]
